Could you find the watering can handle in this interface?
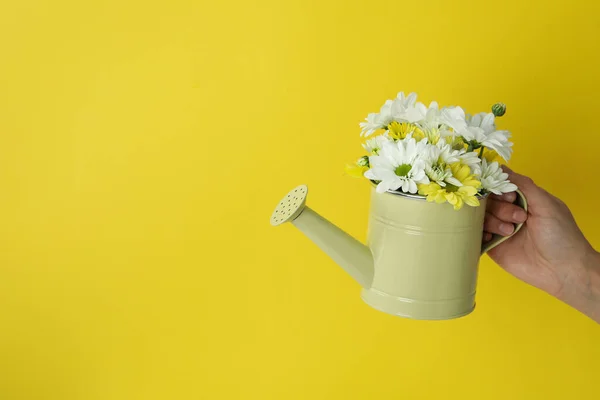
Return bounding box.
[481,189,528,254]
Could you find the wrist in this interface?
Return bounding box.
[564,248,600,323]
[584,250,600,321]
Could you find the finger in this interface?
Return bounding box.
[487,198,528,223]
[484,212,515,236]
[491,192,517,203]
[483,232,493,242]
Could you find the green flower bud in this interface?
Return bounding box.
[492,102,506,117]
[357,155,370,167]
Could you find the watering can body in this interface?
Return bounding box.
[271,184,526,320]
[364,187,486,319]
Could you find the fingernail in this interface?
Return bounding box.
[499,223,514,235]
[512,209,527,223]
[502,192,516,203]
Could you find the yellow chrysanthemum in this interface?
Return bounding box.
[387,121,424,141]
[344,156,369,178]
[418,163,482,210]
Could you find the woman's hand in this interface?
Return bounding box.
[483,168,600,323]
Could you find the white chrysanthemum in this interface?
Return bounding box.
[362,134,391,155]
[360,92,421,137]
[359,99,394,137]
[464,112,513,161]
[433,140,461,164]
[390,92,418,118]
[424,165,453,187]
[393,99,428,123]
[469,112,496,131]
[441,107,513,161]
[365,138,430,194]
[423,141,462,187]
[458,150,482,176]
[418,101,449,143]
[440,106,468,134]
[480,159,518,194]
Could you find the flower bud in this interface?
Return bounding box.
[357,156,370,167]
[492,102,506,117]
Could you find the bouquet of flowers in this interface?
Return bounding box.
[346,92,517,210]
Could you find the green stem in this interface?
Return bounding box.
[479,146,485,159]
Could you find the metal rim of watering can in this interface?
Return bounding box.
[369,181,491,201]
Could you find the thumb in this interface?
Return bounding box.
[501,167,548,213]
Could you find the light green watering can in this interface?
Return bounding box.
[270,184,527,320]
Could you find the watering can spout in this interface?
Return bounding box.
[270,185,374,288]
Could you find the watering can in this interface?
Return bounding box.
[270,184,527,320]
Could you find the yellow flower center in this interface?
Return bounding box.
[388,122,423,141]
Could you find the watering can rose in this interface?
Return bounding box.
[347,93,517,210]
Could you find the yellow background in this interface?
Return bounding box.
[0,0,598,399]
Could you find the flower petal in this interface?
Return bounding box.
[408,180,417,194]
[463,195,480,207]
